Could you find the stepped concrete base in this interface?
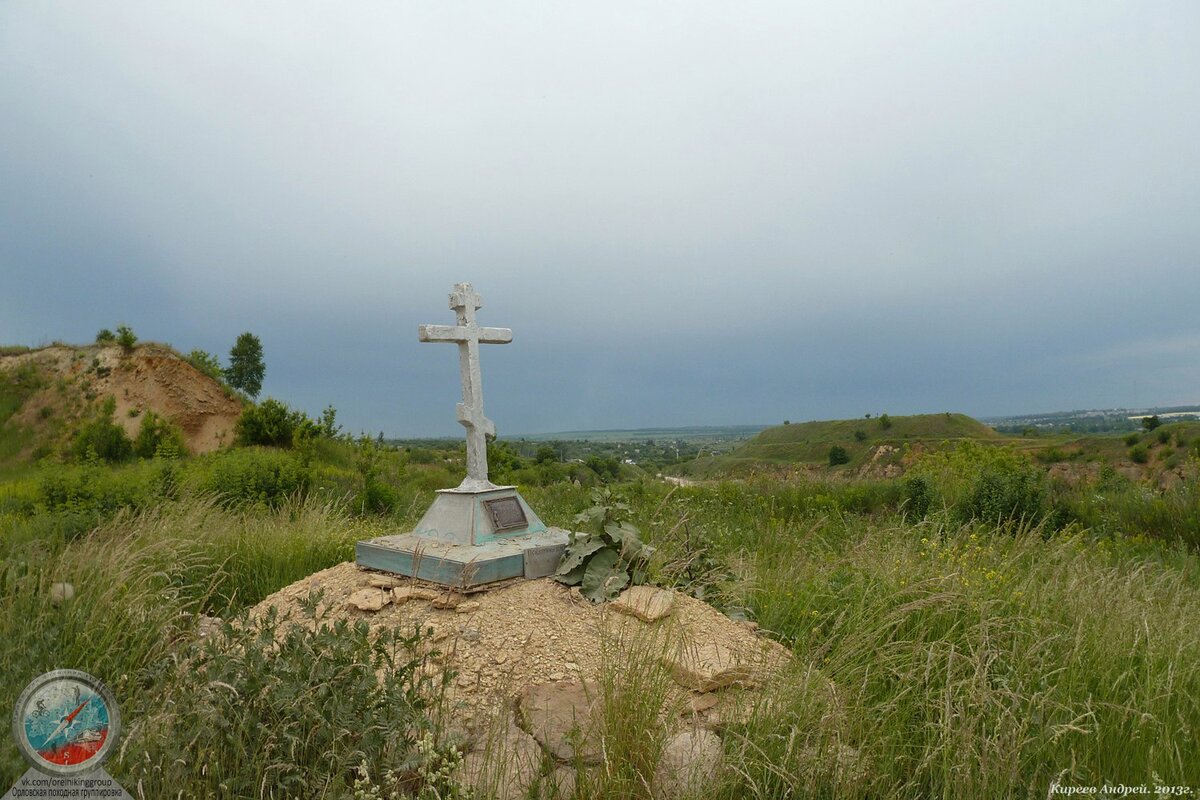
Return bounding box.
[355,484,568,588]
[355,528,570,588]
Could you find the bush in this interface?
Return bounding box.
[966,461,1044,524]
[185,349,224,383]
[198,449,311,509]
[854,429,868,442]
[1157,428,1171,444]
[1129,445,1149,464]
[1141,415,1162,431]
[908,441,1046,526]
[71,398,133,463]
[236,398,312,448]
[900,474,933,520]
[133,411,188,459]
[94,329,115,344]
[37,463,157,522]
[123,609,442,798]
[1124,433,1141,447]
[879,413,893,430]
[828,445,850,466]
[115,324,137,353]
[556,488,654,602]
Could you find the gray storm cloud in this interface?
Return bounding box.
[1,1,1197,434]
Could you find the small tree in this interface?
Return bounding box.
[115,324,138,353]
[319,405,341,438]
[879,413,893,430]
[226,332,265,398]
[1141,415,1162,432]
[828,445,850,466]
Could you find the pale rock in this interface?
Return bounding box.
[653,728,722,799]
[685,694,719,714]
[366,574,404,589]
[347,588,391,612]
[610,585,676,622]
[393,585,438,605]
[432,592,464,609]
[455,601,482,614]
[516,680,601,763]
[49,582,75,604]
[665,641,753,692]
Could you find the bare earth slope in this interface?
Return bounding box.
[0,343,242,458]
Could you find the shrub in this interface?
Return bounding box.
[902,473,934,520]
[1129,445,1149,464]
[133,411,188,459]
[123,609,442,798]
[966,461,1044,524]
[1157,428,1171,444]
[71,398,133,463]
[908,441,1046,526]
[1124,433,1141,446]
[828,445,850,466]
[353,435,398,514]
[37,463,156,522]
[94,329,115,344]
[854,429,868,442]
[198,448,311,509]
[556,488,654,602]
[1141,415,1162,431]
[185,349,224,383]
[115,324,137,353]
[879,413,893,430]
[236,398,311,448]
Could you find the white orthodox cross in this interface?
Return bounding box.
[418,283,513,492]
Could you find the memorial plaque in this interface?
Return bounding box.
[523,543,565,579]
[484,496,528,532]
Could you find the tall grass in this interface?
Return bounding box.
[0,497,373,786]
[719,519,1200,797]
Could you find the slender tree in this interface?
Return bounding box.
[225,332,265,398]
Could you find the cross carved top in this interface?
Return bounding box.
[418,283,512,492]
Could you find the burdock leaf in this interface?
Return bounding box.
[555,537,605,577]
[581,548,629,602]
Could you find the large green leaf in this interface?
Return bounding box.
[603,520,639,545]
[581,548,630,602]
[555,536,605,577]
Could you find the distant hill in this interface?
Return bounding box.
[0,343,243,463]
[681,412,999,477]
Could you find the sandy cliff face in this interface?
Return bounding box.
[0,343,243,457]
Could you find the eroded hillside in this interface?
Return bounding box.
[0,343,243,460]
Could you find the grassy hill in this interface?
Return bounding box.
[682,412,1000,476]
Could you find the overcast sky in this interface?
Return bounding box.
[2,2,1198,437]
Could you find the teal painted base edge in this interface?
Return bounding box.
[355,540,525,588]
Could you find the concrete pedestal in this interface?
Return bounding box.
[355,485,569,588]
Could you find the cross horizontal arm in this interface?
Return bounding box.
[418,324,513,344]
